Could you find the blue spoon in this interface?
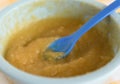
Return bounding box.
[46,0,120,60]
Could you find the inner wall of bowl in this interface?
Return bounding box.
[0,0,119,60]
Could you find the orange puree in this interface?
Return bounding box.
[5,18,114,77]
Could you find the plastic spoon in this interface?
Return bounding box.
[45,0,120,60]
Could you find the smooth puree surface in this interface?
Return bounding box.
[5,17,114,77]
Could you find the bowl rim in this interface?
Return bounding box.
[0,0,120,84]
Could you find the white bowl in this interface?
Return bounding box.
[0,0,120,84]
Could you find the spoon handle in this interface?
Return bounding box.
[72,0,120,41]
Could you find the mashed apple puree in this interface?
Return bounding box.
[5,17,114,77]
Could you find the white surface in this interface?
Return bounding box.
[0,72,10,84]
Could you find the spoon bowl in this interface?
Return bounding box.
[47,36,76,59]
